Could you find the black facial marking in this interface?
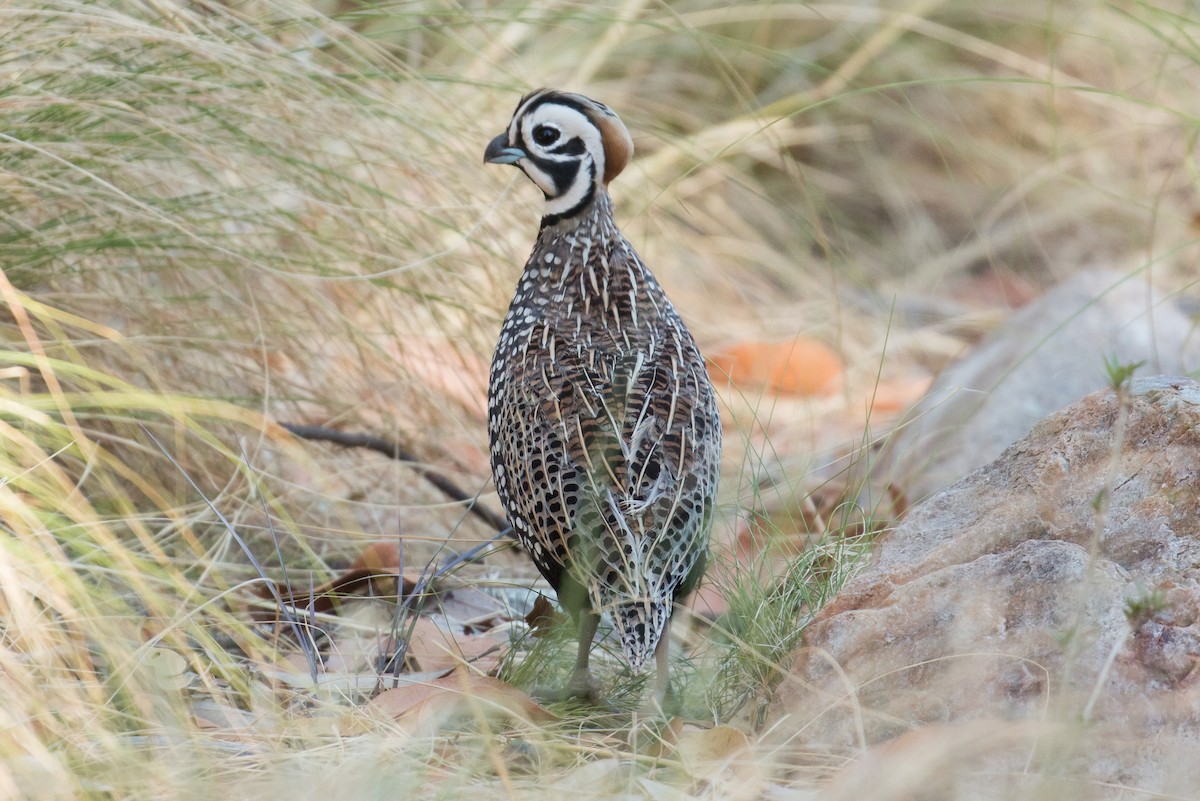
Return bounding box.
[550,137,587,157]
[540,161,597,229]
[536,158,581,199]
[522,92,593,120]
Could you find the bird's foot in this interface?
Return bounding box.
[566,667,603,704]
[526,669,605,706]
[639,681,680,719]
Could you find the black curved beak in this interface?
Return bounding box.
[484,133,526,165]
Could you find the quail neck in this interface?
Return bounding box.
[514,189,667,333]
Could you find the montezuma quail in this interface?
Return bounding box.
[484,89,722,702]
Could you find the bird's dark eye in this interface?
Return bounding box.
[532,125,560,146]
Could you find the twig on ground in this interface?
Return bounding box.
[279,422,512,536]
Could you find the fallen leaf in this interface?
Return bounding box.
[435,586,508,633]
[636,715,687,759]
[146,648,190,691]
[367,671,554,733]
[252,540,422,624]
[405,616,506,673]
[524,594,560,635]
[366,677,449,721]
[863,375,932,414]
[709,338,843,397]
[355,541,403,572]
[459,636,507,675]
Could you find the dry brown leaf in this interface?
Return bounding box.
[863,375,932,414]
[406,617,506,673]
[367,671,554,733]
[276,650,323,676]
[524,593,560,635]
[636,715,687,760]
[709,338,843,397]
[252,540,422,624]
[458,635,507,675]
[407,618,459,672]
[365,678,447,721]
[435,586,509,633]
[354,541,402,572]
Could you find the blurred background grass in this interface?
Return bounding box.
[1,0,1197,797]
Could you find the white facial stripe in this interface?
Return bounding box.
[518,160,557,197]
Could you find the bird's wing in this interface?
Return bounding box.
[549,332,720,602]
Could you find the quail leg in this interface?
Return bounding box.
[654,633,671,704]
[644,630,684,717]
[628,633,677,751]
[566,611,602,702]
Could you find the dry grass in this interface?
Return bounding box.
[1,0,1198,797]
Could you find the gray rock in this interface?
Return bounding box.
[878,269,1199,501]
[770,377,1200,798]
